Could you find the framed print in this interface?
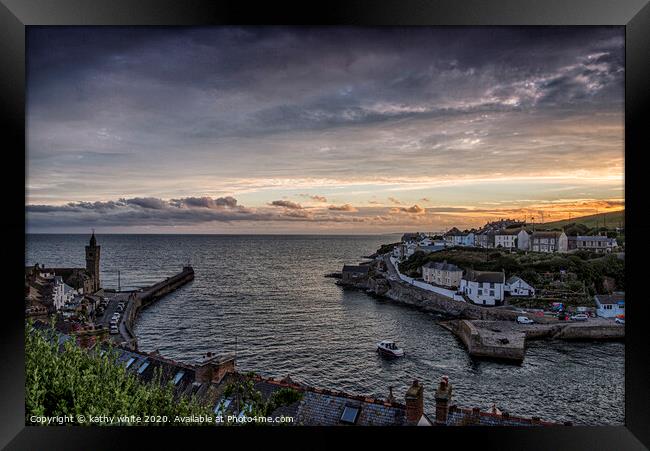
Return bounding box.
[1,0,649,449]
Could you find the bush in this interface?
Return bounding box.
[25,323,213,425]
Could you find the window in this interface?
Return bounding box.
[125,357,136,368]
[137,361,150,374]
[214,398,232,415]
[490,290,494,296]
[173,370,185,385]
[340,406,360,424]
[478,289,483,295]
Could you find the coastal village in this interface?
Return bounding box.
[25,232,584,426]
[340,215,625,363]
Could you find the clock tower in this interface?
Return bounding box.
[85,230,101,292]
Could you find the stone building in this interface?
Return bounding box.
[341,265,370,283]
[422,261,463,288]
[25,233,102,303]
[85,231,101,292]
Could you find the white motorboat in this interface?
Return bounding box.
[377,340,404,357]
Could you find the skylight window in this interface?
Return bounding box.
[214,398,232,415]
[173,370,185,385]
[340,406,360,424]
[137,361,150,374]
[238,404,253,419]
[125,357,136,368]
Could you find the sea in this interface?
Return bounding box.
[26,234,624,425]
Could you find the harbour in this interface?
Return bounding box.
[26,233,624,425]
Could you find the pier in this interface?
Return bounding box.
[119,266,194,350]
[440,318,624,363]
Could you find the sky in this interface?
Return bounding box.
[26,26,624,234]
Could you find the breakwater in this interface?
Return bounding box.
[122,266,194,350]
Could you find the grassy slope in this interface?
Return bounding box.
[536,210,624,230]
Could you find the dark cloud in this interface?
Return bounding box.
[328,204,358,212]
[392,204,426,214]
[122,197,167,209]
[269,200,303,209]
[176,196,238,209]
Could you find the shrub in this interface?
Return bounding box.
[25,323,213,425]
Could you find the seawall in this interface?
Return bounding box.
[122,266,195,350]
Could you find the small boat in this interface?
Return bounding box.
[377,340,404,357]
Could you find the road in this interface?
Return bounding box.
[95,291,132,344]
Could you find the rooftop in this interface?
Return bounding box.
[423,261,462,272]
[594,293,625,305]
[463,269,505,284]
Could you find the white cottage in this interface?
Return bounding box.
[460,269,505,306]
[504,276,535,297]
[51,276,77,311]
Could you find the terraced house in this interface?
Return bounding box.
[422,261,463,288]
[529,231,568,253]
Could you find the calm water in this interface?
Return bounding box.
[26,234,624,425]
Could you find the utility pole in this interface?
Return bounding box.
[118,270,121,292]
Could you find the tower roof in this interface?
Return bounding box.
[89,230,97,247]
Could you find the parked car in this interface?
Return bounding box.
[570,314,589,321]
[516,316,534,324]
[615,317,625,324]
[110,327,119,335]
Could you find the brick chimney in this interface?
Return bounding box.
[194,352,235,384]
[434,375,453,425]
[405,380,424,423]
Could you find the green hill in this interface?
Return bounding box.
[536,210,624,230]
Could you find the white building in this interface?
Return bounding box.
[494,228,529,250]
[51,276,77,311]
[594,293,625,318]
[494,229,519,249]
[460,269,505,306]
[504,276,535,297]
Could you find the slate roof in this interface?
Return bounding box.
[495,228,525,235]
[423,261,462,272]
[295,391,406,426]
[463,269,505,284]
[531,231,564,239]
[505,276,532,287]
[594,293,625,305]
[575,235,610,241]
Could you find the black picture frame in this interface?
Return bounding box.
[2,1,648,449]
